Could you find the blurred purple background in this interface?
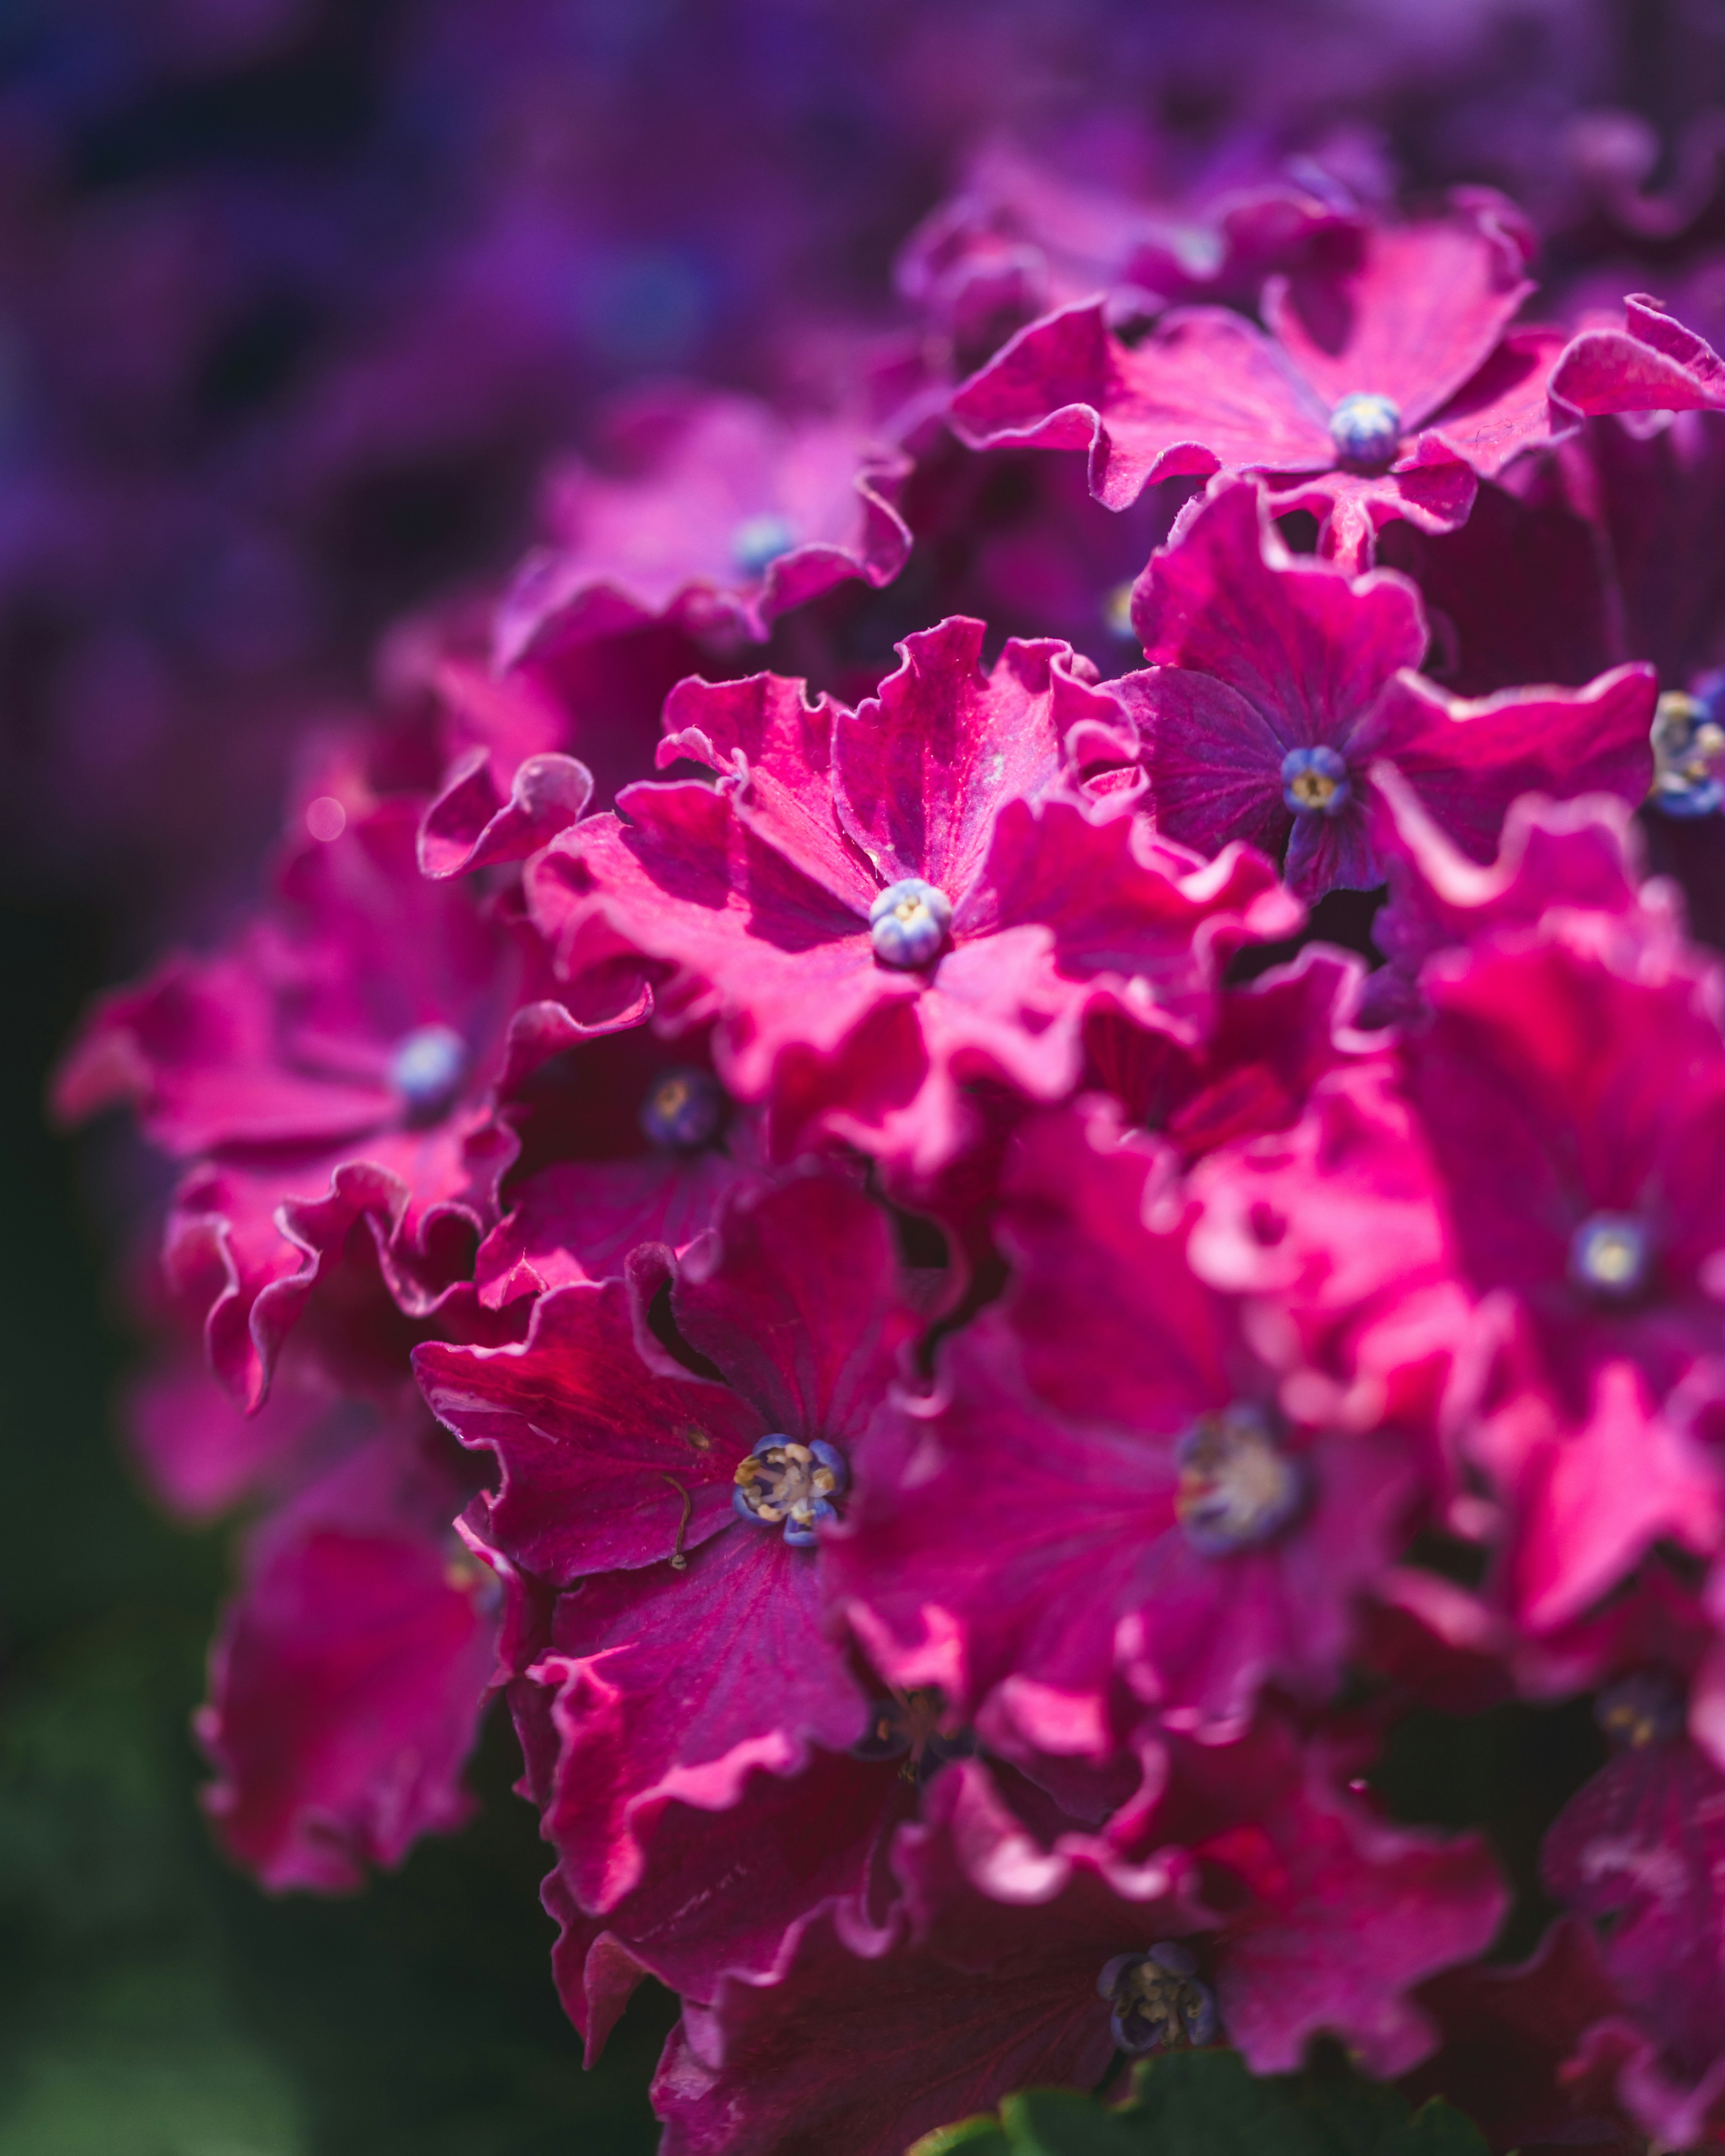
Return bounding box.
[9,0,1720,955]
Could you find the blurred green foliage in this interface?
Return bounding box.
[909,2047,1491,2156]
[0,900,673,2156]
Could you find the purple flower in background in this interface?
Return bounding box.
[495,388,912,663]
[1542,1672,1725,2147]
[895,136,1368,373]
[197,1417,500,1892]
[1551,292,1725,420]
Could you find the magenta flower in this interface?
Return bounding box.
[413,1171,915,1909]
[656,1732,1501,2156]
[1122,1715,1507,2077]
[531,621,1298,1172]
[830,1102,1417,1748]
[1411,923,1725,1419]
[1405,923,1725,1627]
[951,204,1565,565]
[534,1731,914,2061]
[54,783,553,1405]
[473,1027,762,1304]
[1365,766,1684,1024]
[1549,292,1725,421]
[494,387,912,666]
[1111,482,1655,901]
[197,1420,499,1893]
[1542,1672,1725,2148]
[653,1758,1208,2156]
[1084,943,1371,1164]
[897,139,1359,373]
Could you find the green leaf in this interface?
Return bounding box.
[907,2116,1014,2156]
[1384,2097,1492,2156]
[1002,2087,1150,2156]
[906,2046,1494,2156]
[1123,2050,1337,2156]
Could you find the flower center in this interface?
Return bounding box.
[733,1436,849,1547]
[1097,1944,1218,2054]
[1596,1670,1684,1750]
[1280,744,1350,817]
[1568,1212,1651,1300]
[640,1066,724,1150]
[1103,580,1138,640]
[731,512,797,578]
[869,878,952,968]
[388,1024,467,1116]
[1329,391,1401,469]
[1174,1407,1305,1556]
[853,1687,974,1782]
[1650,690,1725,818]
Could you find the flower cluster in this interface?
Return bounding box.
[57,158,1725,2156]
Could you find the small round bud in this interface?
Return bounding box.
[869,879,952,968]
[640,1067,725,1150]
[1568,1212,1651,1300]
[389,1024,468,1117]
[731,512,797,579]
[1329,391,1402,468]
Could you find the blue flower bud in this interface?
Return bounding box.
[389,1024,468,1117]
[869,878,952,968]
[1329,391,1401,468]
[731,512,797,578]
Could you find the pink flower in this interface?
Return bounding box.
[1112,481,1654,902]
[653,1758,1208,2156]
[1123,1716,1507,2078]
[951,203,1564,566]
[1404,921,1725,1628]
[495,387,912,665]
[54,769,644,1406]
[830,1101,1419,1749]
[473,1026,762,1304]
[1542,1672,1725,2148]
[413,1171,915,1909]
[531,620,1298,1172]
[1549,292,1725,421]
[197,1418,499,1892]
